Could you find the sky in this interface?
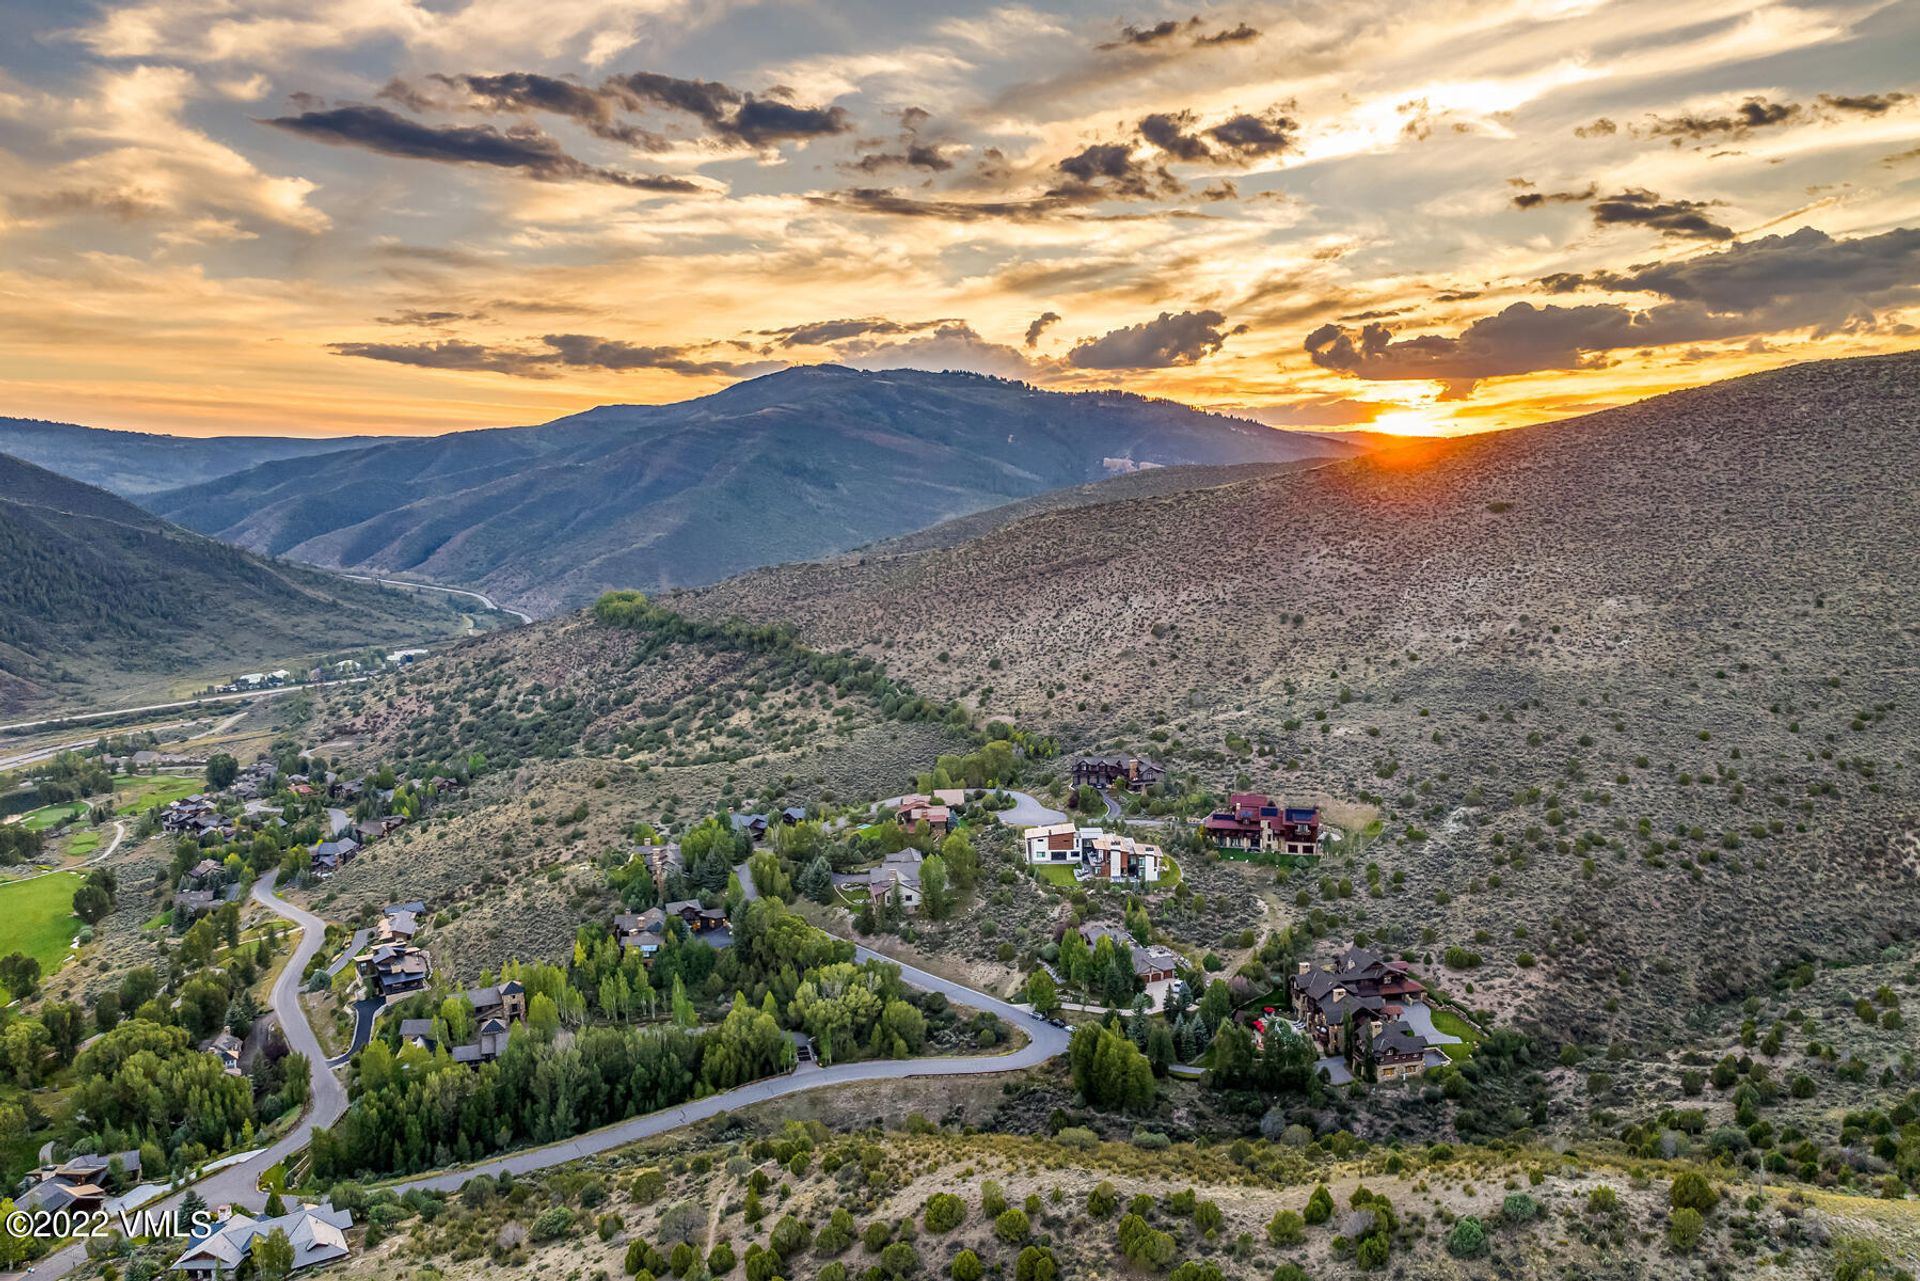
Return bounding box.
[0,1,1916,439]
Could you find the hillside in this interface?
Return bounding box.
[668,351,1920,1044]
[0,417,389,496]
[0,452,488,715]
[147,366,1361,616]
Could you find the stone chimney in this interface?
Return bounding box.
[1332,985,1347,1003]
[1297,961,1310,976]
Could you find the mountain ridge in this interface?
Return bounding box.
[147,365,1363,616]
[0,417,396,496]
[0,451,484,716]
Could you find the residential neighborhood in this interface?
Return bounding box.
[1023,821,1165,884]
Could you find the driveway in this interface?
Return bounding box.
[324,927,371,978]
[1396,999,1463,1047]
[989,790,1067,827]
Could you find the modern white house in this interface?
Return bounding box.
[1023,822,1163,884]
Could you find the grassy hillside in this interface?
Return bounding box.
[0,451,495,715]
[669,351,1920,1048]
[0,416,389,496]
[148,366,1360,616]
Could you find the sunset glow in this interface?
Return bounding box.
[1,0,1917,438]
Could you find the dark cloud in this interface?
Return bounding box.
[1024,311,1062,346]
[431,72,667,148]
[1196,22,1261,44]
[1818,91,1912,115]
[1510,184,1594,209]
[1100,18,1197,49]
[1139,111,1211,161]
[760,317,960,347]
[851,142,956,173]
[1573,117,1617,138]
[1643,96,1801,140]
[1512,182,1734,240]
[330,333,782,378]
[1587,189,1733,241]
[262,105,700,191]
[1308,226,1920,392]
[1052,142,1179,199]
[1067,308,1241,368]
[328,339,559,377]
[1099,15,1260,50]
[1206,110,1298,157]
[813,187,1076,222]
[607,71,850,146]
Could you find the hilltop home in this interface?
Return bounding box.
[397,979,525,1064]
[311,837,359,874]
[1289,945,1433,1079]
[635,843,684,882]
[17,1151,140,1214]
[894,795,951,833]
[1203,793,1321,856]
[172,1202,353,1276]
[1078,923,1182,984]
[1023,822,1163,884]
[378,900,426,943]
[868,849,925,911]
[357,942,431,996]
[614,900,729,957]
[729,812,769,841]
[1069,754,1166,792]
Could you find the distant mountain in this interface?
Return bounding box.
[0,417,392,496]
[0,452,480,716]
[147,366,1364,617]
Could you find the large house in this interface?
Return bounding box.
[378,901,426,943]
[17,1151,141,1213]
[1069,754,1166,792]
[614,900,729,957]
[1203,794,1321,856]
[1023,823,1164,884]
[357,942,431,996]
[868,849,925,911]
[1289,945,1434,1080]
[1078,923,1182,985]
[172,1202,352,1276]
[894,795,951,833]
[397,979,526,1064]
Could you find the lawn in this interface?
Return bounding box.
[0,872,83,998]
[112,773,202,814]
[1034,864,1079,887]
[1430,1006,1483,1061]
[20,802,88,832]
[65,830,102,857]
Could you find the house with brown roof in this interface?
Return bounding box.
[1290,944,1433,1074]
[1070,754,1166,792]
[1203,794,1321,856]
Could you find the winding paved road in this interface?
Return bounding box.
[378,866,1070,1195]
[15,871,345,1281]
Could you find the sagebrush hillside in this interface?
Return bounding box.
[0,451,479,715]
[671,351,1920,1047]
[149,365,1359,616]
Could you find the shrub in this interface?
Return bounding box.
[1266,1210,1304,1246]
[1667,1207,1704,1252]
[1194,1200,1223,1236]
[924,1194,965,1234]
[980,1181,1008,1219]
[1446,1217,1486,1257]
[1087,1182,1118,1219]
[1117,1214,1177,1270]
[1054,1127,1098,1151]
[710,1243,737,1275]
[820,1266,848,1281]
[771,1216,813,1260]
[1586,1186,1619,1215]
[1014,1247,1056,1281]
[1303,1185,1334,1225]
[532,1206,576,1242]
[1272,1268,1309,1281]
[994,1209,1030,1244]
[1669,1171,1719,1214]
[949,1252,982,1281]
[1354,1234,1389,1269]
[878,1242,920,1278]
[1500,1193,1539,1225]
